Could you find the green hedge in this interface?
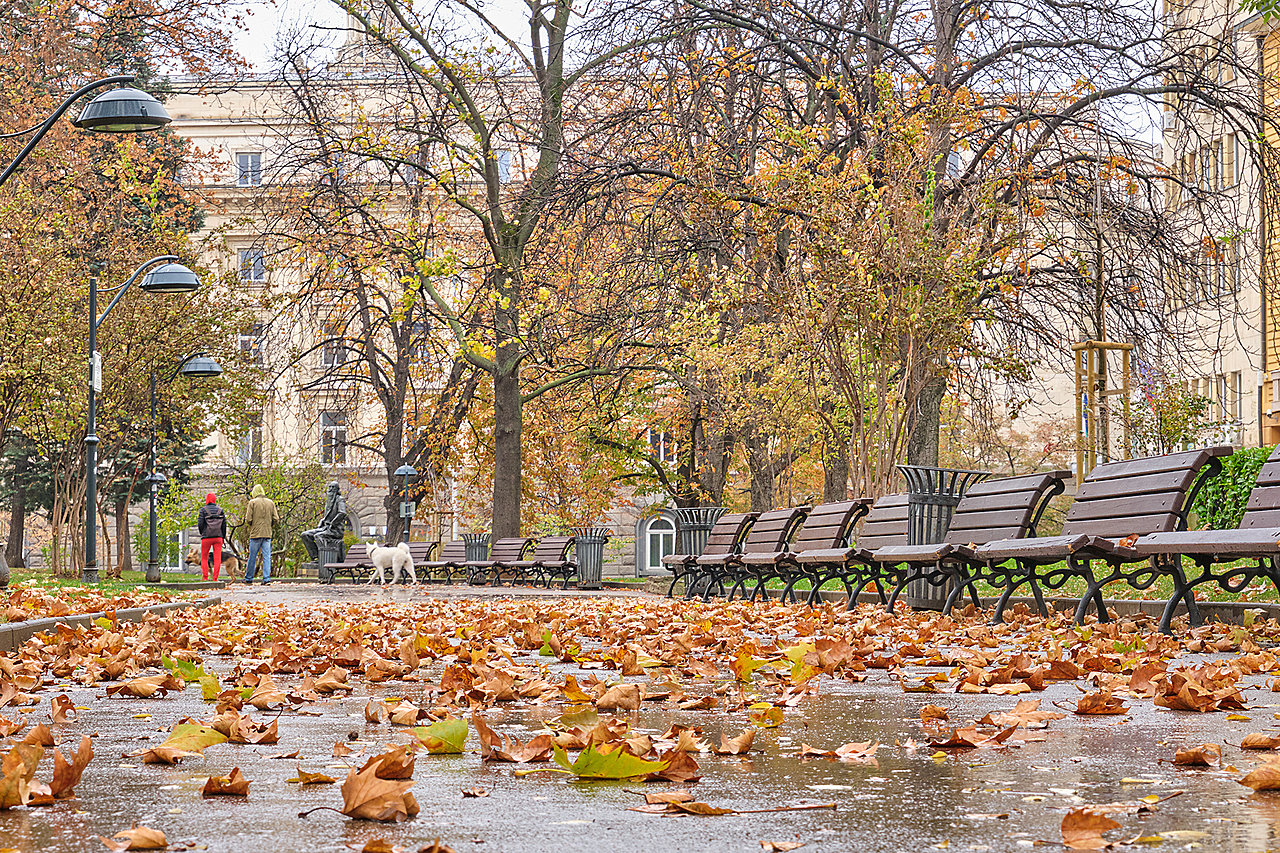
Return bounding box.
[1192,445,1274,530]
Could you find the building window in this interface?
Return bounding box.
[645,516,676,572]
[944,150,962,179]
[238,248,266,283]
[496,149,512,184]
[237,323,264,365]
[236,152,262,187]
[647,429,677,465]
[321,328,349,367]
[237,415,263,464]
[320,411,347,464]
[407,318,430,363]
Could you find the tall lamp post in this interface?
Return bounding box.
[144,352,222,583]
[84,259,203,584]
[395,464,417,543]
[0,75,171,188]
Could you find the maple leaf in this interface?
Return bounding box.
[919,704,949,722]
[339,763,419,821]
[834,740,880,764]
[360,746,416,780]
[1061,808,1121,850]
[50,734,93,799]
[1241,733,1280,750]
[106,673,183,699]
[732,647,774,682]
[203,767,251,797]
[287,766,337,785]
[715,728,755,756]
[98,826,168,850]
[365,700,388,723]
[748,702,783,728]
[645,749,701,783]
[0,744,41,809]
[1074,692,1129,715]
[1240,760,1280,791]
[411,718,468,754]
[472,713,553,763]
[50,693,76,723]
[1173,743,1221,767]
[161,654,208,683]
[596,682,643,711]
[552,742,668,779]
[21,721,55,746]
[761,843,805,852]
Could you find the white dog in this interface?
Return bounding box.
[367,542,417,585]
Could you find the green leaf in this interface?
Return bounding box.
[731,648,775,682]
[162,655,209,683]
[159,722,227,753]
[410,718,467,754]
[551,742,669,779]
[92,617,113,630]
[748,702,783,728]
[198,675,221,701]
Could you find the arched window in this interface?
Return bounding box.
[645,516,676,571]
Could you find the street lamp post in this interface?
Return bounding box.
[394,464,417,543]
[144,352,222,583]
[0,75,171,188]
[84,260,202,584]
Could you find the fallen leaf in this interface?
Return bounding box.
[202,767,250,797]
[50,735,93,798]
[761,843,805,852]
[410,718,467,754]
[98,826,167,850]
[1075,692,1129,715]
[1240,761,1280,791]
[1061,807,1121,850]
[1243,733,1280,750]
[339,763,419,821]
[1173,744,1221,767]
[287,767,337,785]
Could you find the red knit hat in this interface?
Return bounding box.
[206,492,216,504]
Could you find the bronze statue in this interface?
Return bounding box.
[301,481,347,560]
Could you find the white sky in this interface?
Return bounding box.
[232,0,348,69]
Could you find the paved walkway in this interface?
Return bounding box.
[218,579,663,605]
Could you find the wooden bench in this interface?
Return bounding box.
[662,512,758,599]
[871,471,1070,617]
[695,505,810,601]
[417,539,469,582]
[1134,445,1280,631]
[741,499,872,603]
[322,543,372,584]
[792,494,911,608]
[973,446,1231,630]
[465,536,534,585]
[507,535,578,588]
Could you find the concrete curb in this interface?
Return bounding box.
[0,595,222,653]
[143,581,227,591]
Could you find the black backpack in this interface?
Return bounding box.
[203,506,226,539]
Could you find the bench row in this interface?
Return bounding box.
[323,536,579,587]
[668,445,1280,634]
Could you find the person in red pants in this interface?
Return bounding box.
[197,492,228,581]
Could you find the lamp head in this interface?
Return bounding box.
[394,464,417,478]
[144,471,168,487]
[178,353,222,379]
[72,87,172,133]
[140,262,200,294]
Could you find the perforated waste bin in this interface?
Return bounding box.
[317,542,343,584]
[898,465,990,610]
[462,533,490,563]
[571,527,610,589]
[674,507,726,559]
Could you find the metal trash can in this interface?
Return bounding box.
[462,533,490,563]
[674,507,726,558]
[898,465,990,610]
[317,541,343,584]
[571,527,610,590]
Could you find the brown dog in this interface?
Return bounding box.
[183,545,240,579]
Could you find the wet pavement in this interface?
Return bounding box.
[5,587,1280,852]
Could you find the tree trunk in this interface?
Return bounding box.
[492,365,522,538]
[114,494,132,577]
[745,434,774,513]
[906,374,948,467]
[823,434,851,502]
[5,448,25,570]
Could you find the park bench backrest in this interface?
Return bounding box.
[1235,445,1280,530]
[438,540,468,561]
[1059,447,1232,538]
[695,512,759,557]
[787,500,871,552]
[942,471,1071,546]
[529,535,575,561]
[342,543,370,564]
[853,494,910,551]
[489,537,534,561]
[406,542,439,562]
[738,506,810,554]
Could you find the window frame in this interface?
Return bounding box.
[320,410,348,465]
[235,151,262,188]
